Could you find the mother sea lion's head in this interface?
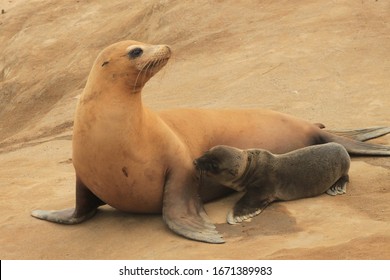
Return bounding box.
[91,40,171,93]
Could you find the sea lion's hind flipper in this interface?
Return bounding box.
[227,190,270,225]
[162,170,224,244]
[31,176,105,224]
[321,131,390,156]
[326,126,390,142]
[326,175,349,196]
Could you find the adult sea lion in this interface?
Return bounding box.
[31,40,390,244]
[194,143,350,224]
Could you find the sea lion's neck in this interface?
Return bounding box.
[232,151,255,188]
[75,70,150,137]
[235,150,270,189]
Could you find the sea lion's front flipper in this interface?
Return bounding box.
[162,170,224,244]
[227,189,270,225]
[31,176,105,224]
[31,207,97,224]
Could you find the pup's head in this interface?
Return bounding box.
[193,145,248,191]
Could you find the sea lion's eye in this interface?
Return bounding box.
[128,48,143,59]
[211,162,219,172]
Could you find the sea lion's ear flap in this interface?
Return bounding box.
[101,61,109,67]
[162,168,225,244]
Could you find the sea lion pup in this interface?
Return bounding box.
[31,40,390,244]
[194,143,350,224]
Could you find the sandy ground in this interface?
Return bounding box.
[0,0,389,259]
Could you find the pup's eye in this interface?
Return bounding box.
[128,48,143,59]
[205,162,219,173]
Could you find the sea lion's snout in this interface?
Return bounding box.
[193,155,220,174]
[193,159,199,169]
[193,157,209,170]
[164,45,172,57]
[155,45,171,61]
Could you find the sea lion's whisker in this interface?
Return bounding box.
[156,58,163,69]
[198,169,205,187]
[152,58,159,68]
[133,63,147,92]
[142,61,153,85]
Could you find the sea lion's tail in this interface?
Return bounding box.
[320,127,390,156]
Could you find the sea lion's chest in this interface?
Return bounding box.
[71,107,170,213]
